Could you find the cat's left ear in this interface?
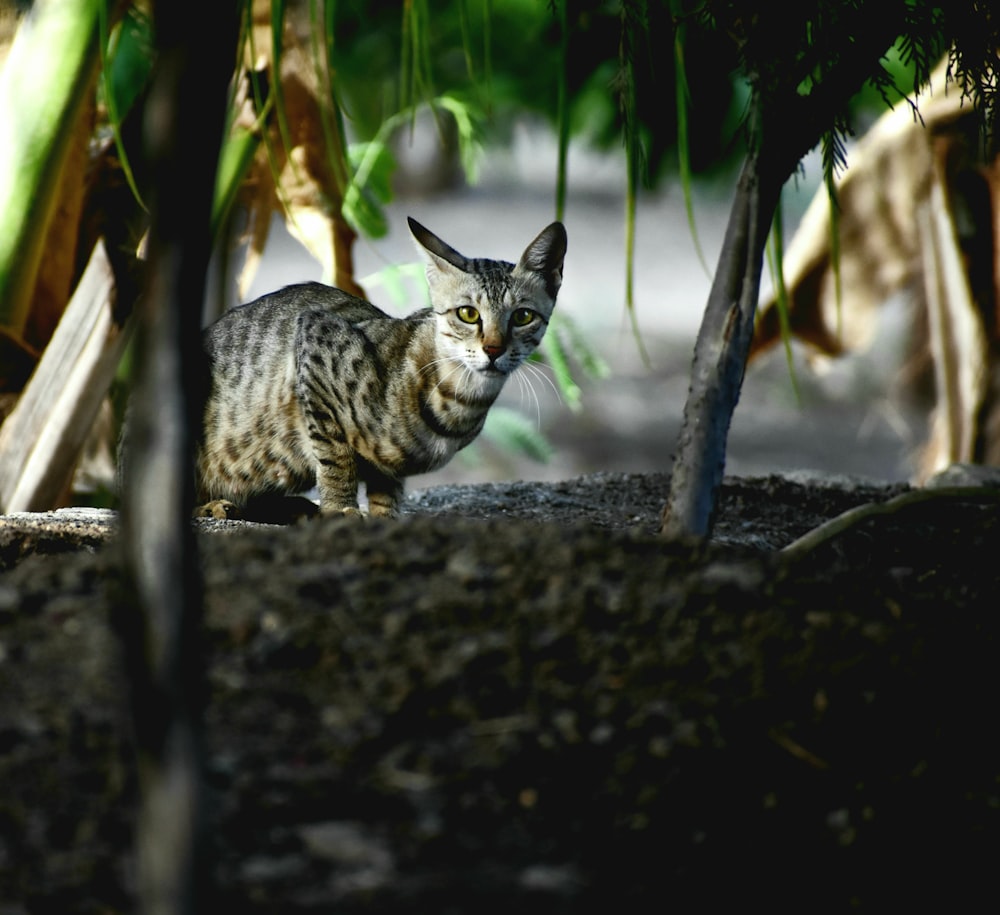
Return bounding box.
[515,222,567,299]
[408,217,470,273]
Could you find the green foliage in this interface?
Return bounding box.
[482,406,554,463]
[673,18,709,276]
[98,4,151,210]
[212,125,261,240]
[436,92,485,182]
[344,138,396,238]
[553,0,570,220]
[763,198,800,402]
[530,312,608,418]
[0,0,104,337]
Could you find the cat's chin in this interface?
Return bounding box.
[466,364,509,393]
[476,365,512,383]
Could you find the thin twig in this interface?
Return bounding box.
[781,486,1000,559]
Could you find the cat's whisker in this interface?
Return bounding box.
[430,360,467,396]
[513,367,543,429]
[418,356,454,377]
[520,361,563,405]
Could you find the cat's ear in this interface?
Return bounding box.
[408,217,470,273]
[515,222,567,299]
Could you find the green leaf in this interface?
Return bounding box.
[212,125,261,242]
[347,141,395,203]
[435,93,484,183]
[358,262,427,309]
[99,4,150,211]
[673,20,709,276]
[343,185,388,239]
[539,322,583,413]
[483,406,554,463]
[764,195,801,403]
[553,0,569,221]
[102,5,153,121]
[0,0,103,335]
[343,140,397,238]
[551,312,610,381]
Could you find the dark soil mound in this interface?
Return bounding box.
[1,472,998,912]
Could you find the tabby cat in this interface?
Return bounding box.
[196,217,567,519]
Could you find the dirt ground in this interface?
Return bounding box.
[2,467,1000,912]
[4,103,993,910]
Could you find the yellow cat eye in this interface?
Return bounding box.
[512,307,535,327]
[456,305,480,324]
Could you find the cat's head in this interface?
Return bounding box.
[409,217,567,381]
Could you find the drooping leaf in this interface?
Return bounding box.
[98,5,150,210]
[673,17,709,275]
[483,405,554,462]
[212,124,261,241]
[539,319,583,413]
[763,195,801,402]
[436,93,484,183]
[358,262,427,310]
[553,0,569,220]
[550,311,610,382]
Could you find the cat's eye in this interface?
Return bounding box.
[512,307,535,327]
[456,305,480,324]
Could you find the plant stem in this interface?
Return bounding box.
[0,0,103,339]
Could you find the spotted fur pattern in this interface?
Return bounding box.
[196,218,567,517]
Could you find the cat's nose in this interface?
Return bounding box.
[483,342,505,362]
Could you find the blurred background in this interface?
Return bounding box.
[247,130,924,490]
[5,0,966,513]
[223,0,931,491]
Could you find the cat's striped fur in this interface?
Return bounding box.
[196,217,567,518]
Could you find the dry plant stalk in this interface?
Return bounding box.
[751,59,999,479]
[0,241,129,513]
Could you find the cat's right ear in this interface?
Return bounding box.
[515,222,567,300]
[408,217,469,273]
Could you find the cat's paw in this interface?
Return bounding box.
[195,499,242,520]
[320,504,366,520]
[367,504,400,519]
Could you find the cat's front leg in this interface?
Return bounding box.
[300,416,363,517]
[308,440,364,517]
[359,461,404,518]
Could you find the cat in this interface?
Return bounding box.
[195,217,567,520]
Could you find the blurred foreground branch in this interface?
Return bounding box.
[115,2,239,912]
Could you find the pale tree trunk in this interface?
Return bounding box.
[661,147,783,539]
[660,3,908,541]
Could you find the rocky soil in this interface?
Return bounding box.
[1,469,999,912]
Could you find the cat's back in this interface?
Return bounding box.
[205,282,389,359]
